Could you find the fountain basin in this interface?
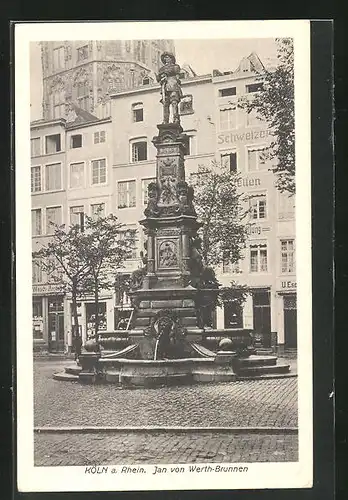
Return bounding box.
[80,355,237,387]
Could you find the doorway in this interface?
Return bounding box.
[253,290,271,347]
[284,294,297,348]
[48,297,65,352]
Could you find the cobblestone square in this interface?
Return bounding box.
[33,360,298,466]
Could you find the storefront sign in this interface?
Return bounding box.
[245,225,271,236]
[33,283,64,295]
[279,280,297,290]
[218,129,272,145]
[246,224,262,235]
[237,177,261,188]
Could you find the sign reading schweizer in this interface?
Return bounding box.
[218,128,273,144]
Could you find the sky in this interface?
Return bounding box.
[30,38,277,121]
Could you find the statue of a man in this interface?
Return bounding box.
[157,52,183,124]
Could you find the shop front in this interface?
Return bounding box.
[32,283,65,352]
[276,278,297,350]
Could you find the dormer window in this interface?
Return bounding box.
[132,102,144,122]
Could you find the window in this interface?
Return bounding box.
[46,206,62,234]
[94,130,106,144]
[32,260,42,284]
[222,250,241,274]
[31,138,41,157]
[70,206,84,226]
[219,106,237,131]
[77,82,90,111]
[45,163,62,191]
[131,141,147,162]
[250,194,267,220]
[70,162,85,189]
[142,178,156,205]
[31,209,42,236]
[247,147,268,172]
[45,134,61,154]
[77,45,89,61]
[53,47,65,70]
[120,228,137,259]
[250,243,268,273]
[281,239,295,273]
[246,83,263,93]
[118,180,136,208]
[142,77,150,85]
[219,87,236,97]
[246,109,261,127]
[31,166,41,193]
[132,103,144,122]
[32,298,43,339]
[91,203,105,219]
[52,90,65,119]
[278,192,295,219]
[71,134,82,148]
[179,94,194,115]
[221,152,237,172]
[91,159,106,185]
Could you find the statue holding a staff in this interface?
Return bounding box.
[156,52,183,125]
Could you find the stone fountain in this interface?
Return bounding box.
[54,52,292,386]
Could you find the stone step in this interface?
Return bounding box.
[65,365,82,375]
[237,355,278,367]
[237,372,297,380]
[53,371,79,382]
[236,363,291,377]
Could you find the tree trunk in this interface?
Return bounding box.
[71,282,79,340]
[94,278,99,341]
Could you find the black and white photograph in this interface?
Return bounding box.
[15,20,312,492]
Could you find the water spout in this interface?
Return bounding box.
[154,339,160,360]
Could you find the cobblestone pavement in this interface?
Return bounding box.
[34,431,298,466]
[34,361,298,428]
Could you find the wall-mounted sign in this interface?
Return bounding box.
[278,280,297,291]
[218,129,272,145]
[33,283,64,295]
[237,177,261,188]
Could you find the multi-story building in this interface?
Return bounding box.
[109,52,296,351]
[40,40,175,121]
[31,117,67,352]
[31,51,296,353]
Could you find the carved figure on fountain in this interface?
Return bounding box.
[175,181,196,216]
[144,182,160,218]
[156,52,183,125]
[158,240,178,268]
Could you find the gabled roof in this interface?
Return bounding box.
[234,52,266,75]
[66,103,100,128]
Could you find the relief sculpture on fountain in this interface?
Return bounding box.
[158,240,178,268]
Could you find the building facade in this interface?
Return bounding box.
[40,40,175,121]
[31,51,296,353]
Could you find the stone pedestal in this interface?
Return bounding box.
[128,123,207,346]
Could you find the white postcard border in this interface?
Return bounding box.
[15,19,312,492]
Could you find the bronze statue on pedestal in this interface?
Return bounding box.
[157,52,183,124]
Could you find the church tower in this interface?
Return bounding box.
[40,40,175,120]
